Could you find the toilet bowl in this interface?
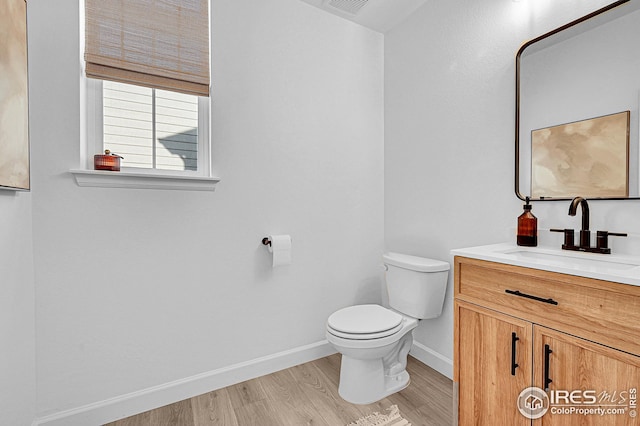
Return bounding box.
[326,253,449,404]
[326,304,418,404]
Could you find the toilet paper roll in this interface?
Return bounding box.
[268,234,292,267]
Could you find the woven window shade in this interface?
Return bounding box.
[85,0,210,97]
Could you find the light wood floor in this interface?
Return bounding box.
[105,354,453,426]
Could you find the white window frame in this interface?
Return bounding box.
[87,78,211,176]
[72,78,219,191]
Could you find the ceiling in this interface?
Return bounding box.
[298,0,429,33]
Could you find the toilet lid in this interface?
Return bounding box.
[327,305,403,338]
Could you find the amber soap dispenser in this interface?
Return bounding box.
[517,197,537,247]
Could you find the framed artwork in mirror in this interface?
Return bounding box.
[531,111,629,199]
[0,0,30,191]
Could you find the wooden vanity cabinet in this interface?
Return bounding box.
[534,326,640,426]
[456,302,532,425]
[454,256,640,426]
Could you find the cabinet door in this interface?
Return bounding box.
[534,326,640,426]
[455,301,533,426]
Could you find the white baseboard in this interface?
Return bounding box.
[34,340,336,426]
[410,341,453,380]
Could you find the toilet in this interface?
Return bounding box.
[326,252,450,404]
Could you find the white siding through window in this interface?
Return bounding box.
[103,81,199,171]
[156,89,198,171]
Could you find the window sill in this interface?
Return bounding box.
[70,169,220,191]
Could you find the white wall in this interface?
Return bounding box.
[28,0,383,421]
[0,192,35,425]
[15,0,640,422]
[385,0,640,378]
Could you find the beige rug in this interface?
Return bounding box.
[346,405,411,426]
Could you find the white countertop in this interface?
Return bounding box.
[451,243,640,287]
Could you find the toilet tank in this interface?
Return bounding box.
[383,252,450,319]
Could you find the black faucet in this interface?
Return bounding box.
[568,196,590,248]
[551,196,626,254]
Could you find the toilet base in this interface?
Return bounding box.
[337,355,411,405]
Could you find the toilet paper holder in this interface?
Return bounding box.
[261,235,292,267]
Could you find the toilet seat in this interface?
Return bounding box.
[327,305,403,340]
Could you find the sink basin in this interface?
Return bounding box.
[451,243,640,287]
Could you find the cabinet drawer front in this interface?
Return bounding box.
[454,256,640,356]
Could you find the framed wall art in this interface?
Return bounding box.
[531,111,629,198]
[0,0,30,191]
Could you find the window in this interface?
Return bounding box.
[90,80,209,174]
[74,0,218,190]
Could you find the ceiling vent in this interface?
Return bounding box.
[324,0,370,15]
[299,0,428,32]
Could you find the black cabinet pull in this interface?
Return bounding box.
[511,332,519,376]
[544,344,553,391]
[505,289,558,305]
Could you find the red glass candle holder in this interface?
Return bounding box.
[94,150,123,171]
